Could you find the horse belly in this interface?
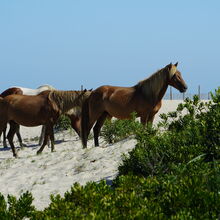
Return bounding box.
[105,89,137,119]
[106,105,133,119]
[9,107,46,127]
[11,114,45,127]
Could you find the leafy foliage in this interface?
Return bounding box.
[118,88,220,177]
[54,115,71,131]
[101,112,142,144]
[0,191,35,219]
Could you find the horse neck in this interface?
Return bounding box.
[138,70,169,106]
[50,91,85,114]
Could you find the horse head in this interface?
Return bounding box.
[167,62,188,93]
[82,89,93,97]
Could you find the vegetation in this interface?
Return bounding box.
[1,88,220,219]
[101,112,142,144]
[54,115,72,131]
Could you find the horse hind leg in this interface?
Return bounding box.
[15,124,27,148]
[0,120,9,148]
[81,98,105,148]
[7,121,19,158]
[93,112,109,147]
[3,126,8,148]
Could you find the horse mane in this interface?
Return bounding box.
[134,66,169,105]
[65,106,81,117]
[49,90,91,113]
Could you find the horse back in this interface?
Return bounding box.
[93,85,136,100]
[0,87,23,97]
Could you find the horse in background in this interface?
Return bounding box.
[81,62,188,148]
[1,85,92,149]
[0,89,91,157]
[0,85,55,148]
[38,103,86,145]
[38,90,92,145]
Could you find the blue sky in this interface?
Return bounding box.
[0,0,219,94]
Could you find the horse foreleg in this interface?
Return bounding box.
[37,124,54,154]
[7,121,19,158]
[140,115,147,125]
[141,113,155,127]
[93,112,109,147]
[37,135,49,154]
[36,126,50,155]
[148,114,155,125]
[49,126,55,152]
[71,117,81,137]
[39,125,51,147]
[39,125,45,146]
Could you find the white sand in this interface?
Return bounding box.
[0,100,184,210]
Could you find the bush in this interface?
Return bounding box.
[2,167,220,219]
[54,115,71,131]
[118,88,220,178]
[0,191,35,219]
[101,112,142,144]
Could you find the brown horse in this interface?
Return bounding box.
[81,62,188,148]
[0,85,55,148]
[38,91,92,145]
[0,89,90,157]
[0,87,23,148]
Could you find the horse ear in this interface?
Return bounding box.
[166,63,172,70]
[174,62,178,67]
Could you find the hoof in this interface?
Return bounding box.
[36,150,42,155]
[13,153,18,158]
[20,143,28,148]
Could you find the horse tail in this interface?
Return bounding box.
[81,97,90,148]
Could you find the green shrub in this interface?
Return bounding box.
[101,112,142,144]
[2,168,220,219]
[54,115,71,131]
[31,166,220,219]
[118,89,220,178]
[0,191,35,219]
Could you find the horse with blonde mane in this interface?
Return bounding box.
[0,85,55,148]
[81,62,188,148]
[0,89,91,157]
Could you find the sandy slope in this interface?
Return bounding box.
[0,100,183,210]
